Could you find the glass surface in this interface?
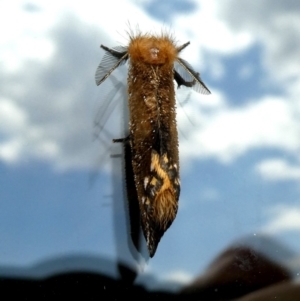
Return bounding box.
[1,1,300,299]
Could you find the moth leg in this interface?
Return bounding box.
[174,70,199,88]
[101,45,127,59]
[113,136,130,143]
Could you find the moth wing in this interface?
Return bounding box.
[95,46,128,86]
[174,58,211,95]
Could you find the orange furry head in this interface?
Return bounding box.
[128,34,178,66]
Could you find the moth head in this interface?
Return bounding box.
[128,35,178,66]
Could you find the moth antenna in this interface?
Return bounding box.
[175,58,211,94]
[101,45,127,58]
[176,41,190,53]
[95,45,128,86]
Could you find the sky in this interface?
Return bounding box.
[1,0,300,290]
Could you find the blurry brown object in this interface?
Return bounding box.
[180,246,291,300]
[234,281,300,301]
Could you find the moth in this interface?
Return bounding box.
[95,32,210,257]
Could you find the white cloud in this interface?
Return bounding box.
[256,159,300,181]
[0,98,28,130]
[0,1,56,72]
[176,0,300,166]
[261,205,300,234]
[174,1,254,71]
[0,139,23,163]
[179,95,300,164]
[0,96,60,164]
[216,0,300,83]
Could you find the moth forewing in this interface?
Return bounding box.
[95,46,128,86]
[175,58,211,94]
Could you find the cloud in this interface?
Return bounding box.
[173,1,254,71]
[0,1,56,72]
[0,10,113,170]
[176,1,300,167]
[178,94,300,164]
[216,0,300,82]
[255,159,300,181]
[261,205,300,234]
[1,0,300,172]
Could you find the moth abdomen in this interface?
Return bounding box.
[142,150,179,256]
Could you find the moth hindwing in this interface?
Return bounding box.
[95,33,210,257]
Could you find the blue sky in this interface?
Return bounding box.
[1,0,300,289]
